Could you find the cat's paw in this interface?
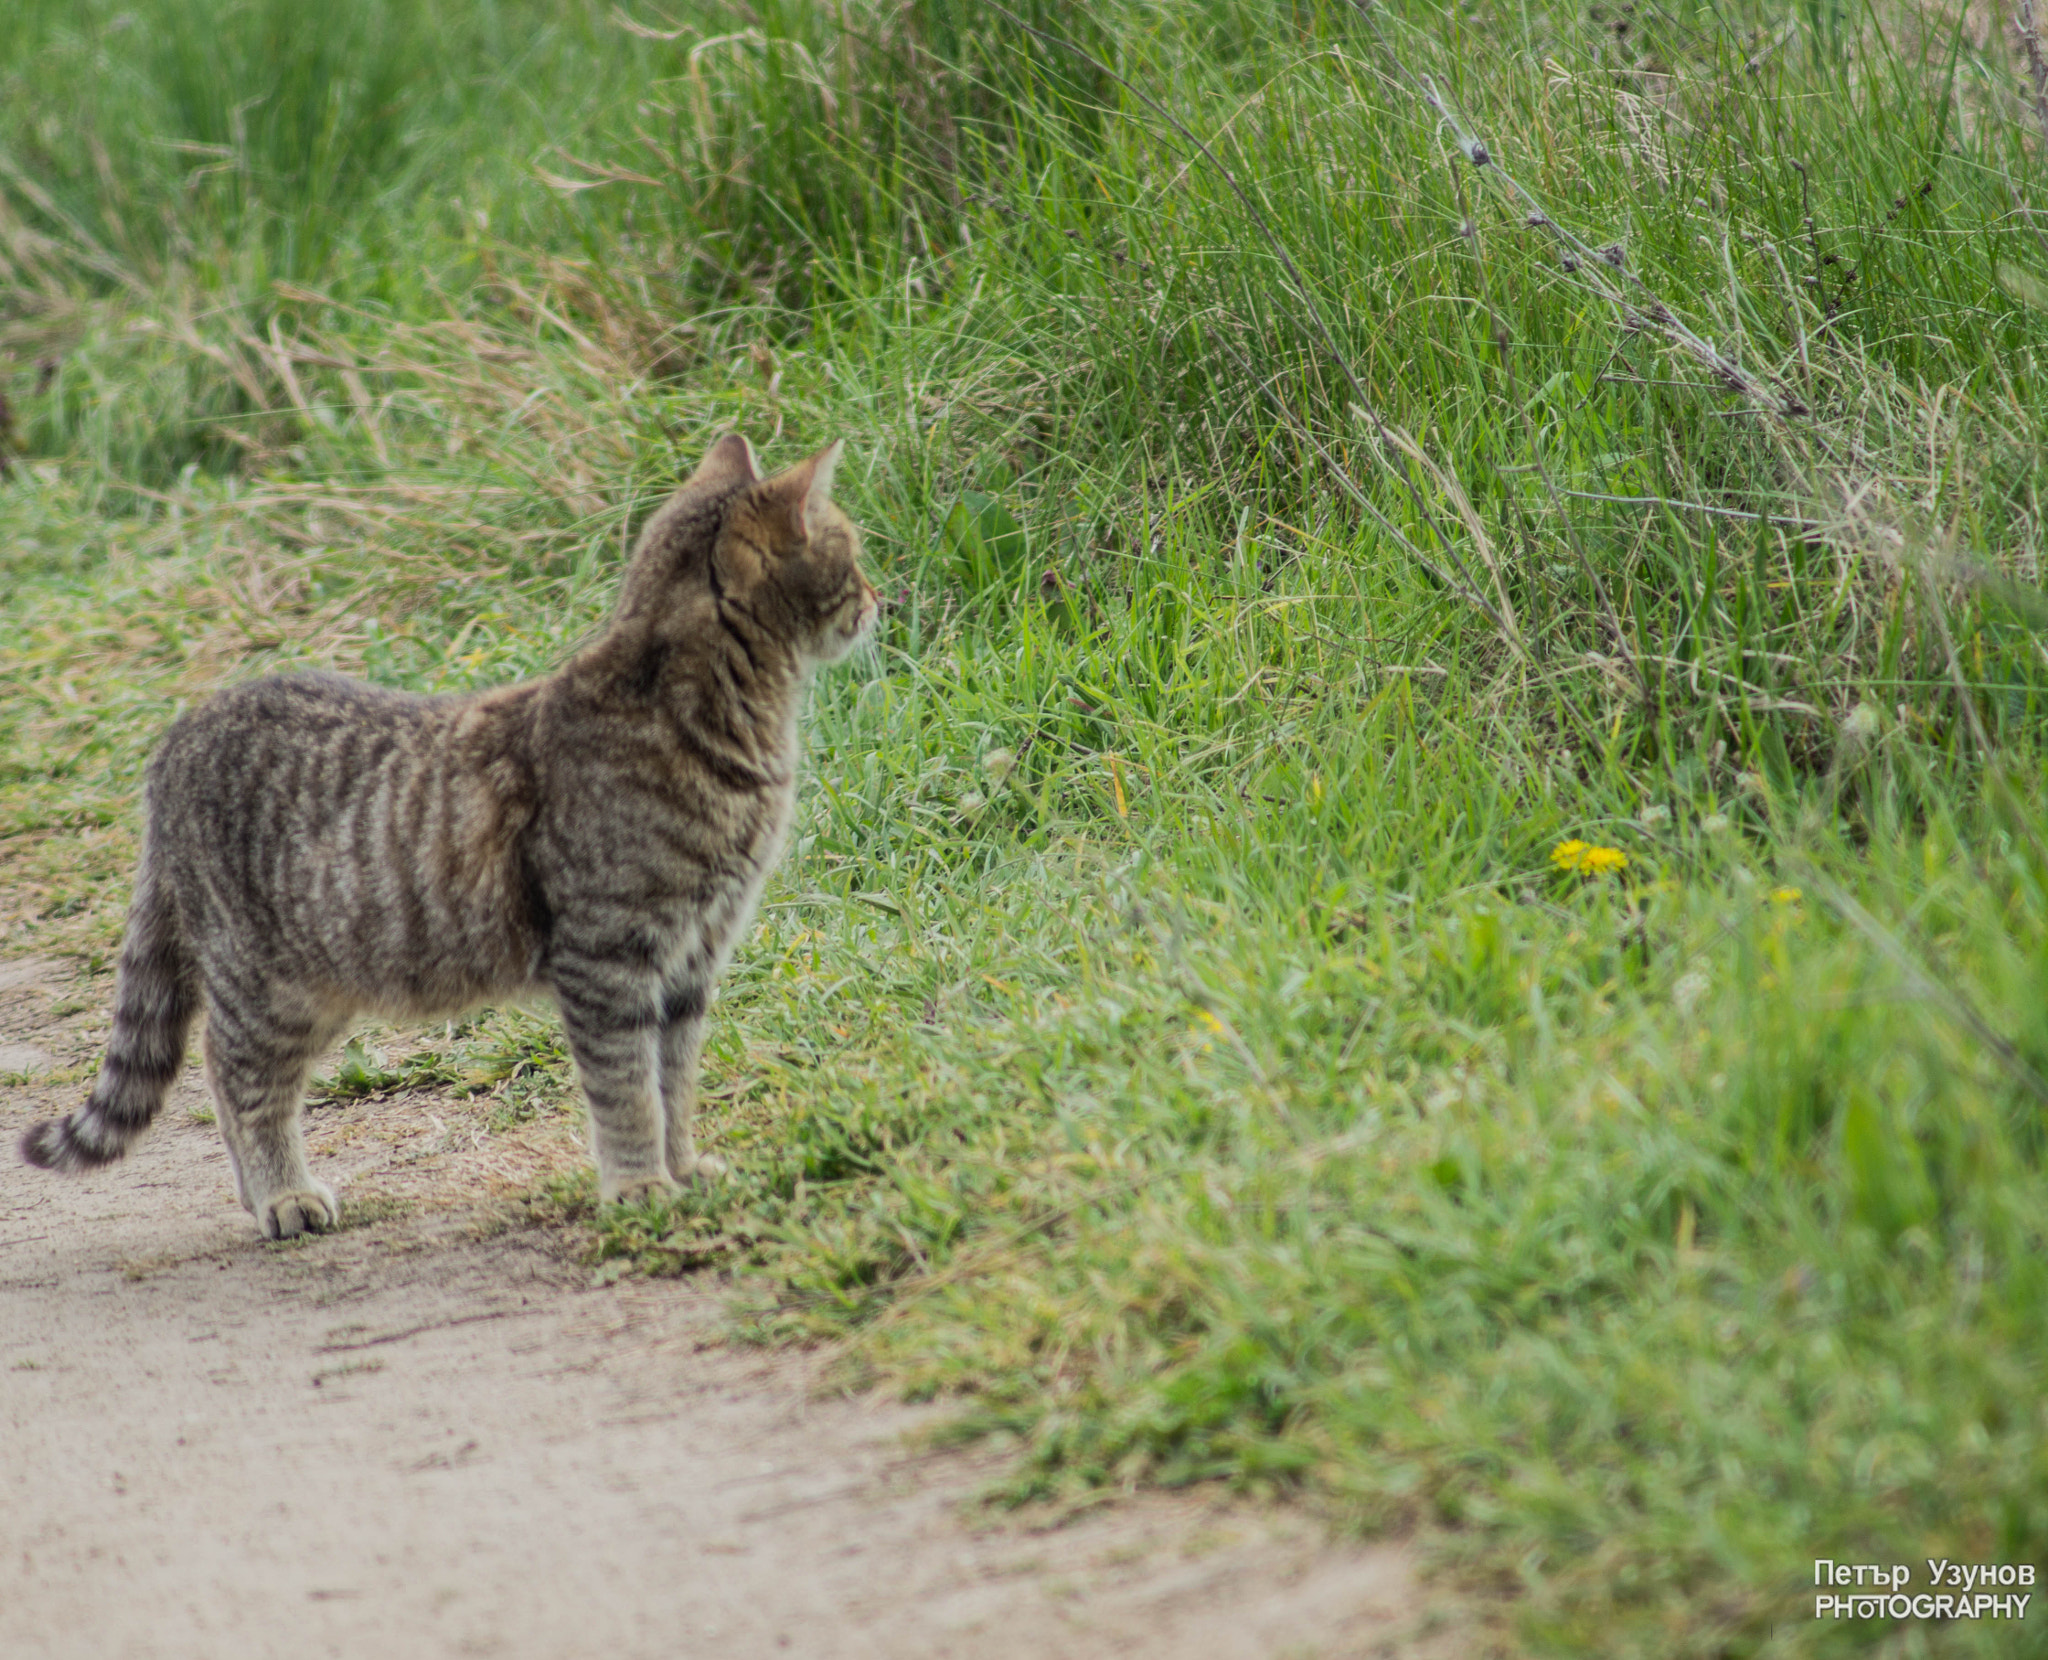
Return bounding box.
[605,1174,679,1207]
[673,1153,727,1187]
[259,1184,340,1240]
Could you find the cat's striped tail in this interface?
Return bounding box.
[20,842,197,1172]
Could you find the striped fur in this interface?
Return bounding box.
[19,435,876,1238]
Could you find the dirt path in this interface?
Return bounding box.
[1,955,1456,1660]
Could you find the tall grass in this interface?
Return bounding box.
[5,0,2048,1653]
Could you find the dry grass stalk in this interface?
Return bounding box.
[2016,0,2048,135]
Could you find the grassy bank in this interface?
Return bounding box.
[5,1,2048,1653]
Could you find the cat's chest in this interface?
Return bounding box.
[652,787,793,976]
[708,802,789,917]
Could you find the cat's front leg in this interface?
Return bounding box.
[657,980,726,1185]
[554,971,672,1204]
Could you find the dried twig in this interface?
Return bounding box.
[1342,2,1814,429]
[315,1308,539,1352]
[2015,0,2048,137]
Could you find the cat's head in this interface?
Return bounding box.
[691,434,877,665]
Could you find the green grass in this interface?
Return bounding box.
[6,0,2048,1653]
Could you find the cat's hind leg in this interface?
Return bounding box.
[657,982,726,1185]
[201,985,345,1240]
[555,975,672,1204]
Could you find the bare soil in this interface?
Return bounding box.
[1,955,1459,1660]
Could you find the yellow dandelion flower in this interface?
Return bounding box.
[1551,839,1629,876]
[1769,886,1802,906]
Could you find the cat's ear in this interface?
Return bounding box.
[799,440,843,527]
[689,432,761,494]
[760,440,845,547]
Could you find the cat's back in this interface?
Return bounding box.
[147,671,547,1002]
[153,671,456,825]
[164,667,437,744]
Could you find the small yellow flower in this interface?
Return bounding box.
[1551,839,1629,876]
[1769,886,1802,906]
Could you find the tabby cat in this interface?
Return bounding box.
[21,434,876,1238]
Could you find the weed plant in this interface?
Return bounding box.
[5,0,2048,1652]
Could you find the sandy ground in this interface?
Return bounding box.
[1,953,1461,1660]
